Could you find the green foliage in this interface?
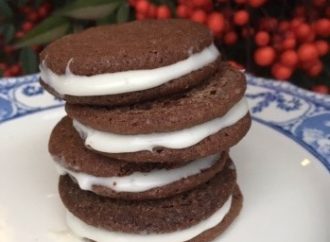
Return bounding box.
[15,16,71,48]
[17,0,29,7]
[116,2,130,23]
[1,24,15,43]
[0,0,13,18]
[55,0,123,20]
[19,47,38,74]
[0,0,137,76]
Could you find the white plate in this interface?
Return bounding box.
[0,74,329,242]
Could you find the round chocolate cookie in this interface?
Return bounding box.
[50,116,229,200]
[52,112,251,163]
[71,187,242,242]
[59,160,238,234]
[66,64,246,134]
[40,19,221,106]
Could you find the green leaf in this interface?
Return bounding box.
[34,0,44,8]
[19,47,38,74]
[96,12,117,25]
[116,2,129,23]
[17,0,29,7]
[56,0,123,20]
[165,1,176,13]
[15,16,71,48]
[0,0,13,18]
[2,24,15,43]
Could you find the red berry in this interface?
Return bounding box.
[27,12,39,22]
[129,0,137,6]
[15,31,24,38]
[313,0,327,7]
[282,36,296,50]
[298,43,319,62]
[314,19,330,37]
[280,50,298,68]
[294,5,305,17]
[176,5,189,18]
[136,0,150,15]
[0,63,7,70]
[148,4,157,18]
[191,10,207,24]
[272,63,293,80]
[290,18,303,29]
[315,40,329,56]
[42,2,52,11]
[254,47,276,66]
[224,32,238,45]
[227,60,244,70]
[22,22,34,32]
[312,85,328,94]
[295,23,313,41]
[136,13,146,20]
[207,12,225,34]
[179,0,194,7]
[255,31,270,46]
[279,21,290,32]
[157,5,171,19]
[3,70,12,77]
[38,6,50,18]
[204,0,213,11]
[248,0,266,8]
[234,10,249,26]
[235,0,247,4]
[9,65,21,76]
[4,45,14,54]
[192,0,210,7]
[306,32,316,43]
[307,60,323,77]
[19,6,32,14]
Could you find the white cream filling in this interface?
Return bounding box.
[39,44,220,96]
[55,153,220,193]
[66,196,232,242]
[73,98,249,153]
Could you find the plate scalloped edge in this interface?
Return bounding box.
[0,73,329,171]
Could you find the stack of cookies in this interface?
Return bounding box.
[40,19,251,242]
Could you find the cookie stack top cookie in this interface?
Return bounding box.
[40,19,221,106]
[41,19,251,242]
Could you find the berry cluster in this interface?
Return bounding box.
[253,5,330,94]
[130,0,330,94]
[16,2,52,38]
[254,17,329,80]
[0,2,52,77]
[129,0,172,20]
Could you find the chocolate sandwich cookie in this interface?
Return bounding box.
[52,111,250,164]
[59,161,241,239]
[66,64,246,134]
[40,19,221,106]
[50,116,229,200]
[66,186,242,242]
